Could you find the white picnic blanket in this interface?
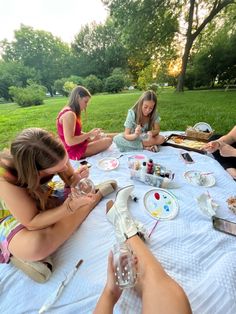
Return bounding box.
[1,133,236,314]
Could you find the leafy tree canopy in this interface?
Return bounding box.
[1,25,74,94]
[71,19,128,78]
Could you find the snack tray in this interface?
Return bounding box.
[163,133,208,154]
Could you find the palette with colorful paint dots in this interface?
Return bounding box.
[143,188,179,220]
[97,157,119,171]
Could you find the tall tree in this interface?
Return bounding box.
[103,0,236,90]
[176,0,236,92]
[1,25,73,95]
[103,0,178,80]
[71,20,128,78]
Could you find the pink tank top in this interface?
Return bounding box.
[56,108,88,160]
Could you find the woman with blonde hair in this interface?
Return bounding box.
[0,128,117,282]
[113,90,165,152]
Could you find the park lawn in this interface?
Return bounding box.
[0,88,235,150]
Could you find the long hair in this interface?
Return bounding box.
[0,128,66,210]
[68,85,91,117]
[132,90,157,130]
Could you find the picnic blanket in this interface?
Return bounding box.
[1,132,236,314]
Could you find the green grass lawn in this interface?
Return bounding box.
[0,88,235,150]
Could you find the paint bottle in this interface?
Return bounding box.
[147,159,154,174]
[140,161,147,181]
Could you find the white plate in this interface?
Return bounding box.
[184,170,215,187]
[143,188,179,220]
[97,157,119,171]
[128,154,147,161]
[193,122,213,132]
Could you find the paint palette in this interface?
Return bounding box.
[143,188,179,220]
[97,157,119,171]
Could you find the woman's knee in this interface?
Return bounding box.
[227,167,236,179]
[104,137,112,147]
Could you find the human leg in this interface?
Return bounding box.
[104,132,118,139]
[113,133,143,152]
[83,138,112,157]
[8,191,103,261]
[106,185,148,243]
[127,236,192,314]
[226,167,236,179]
[142,134,165,149]
[106,186,192,314]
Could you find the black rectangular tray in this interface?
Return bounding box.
[162,133,208,154]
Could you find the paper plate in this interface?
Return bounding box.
[97,157,119,171]
[184,170,215,187]
[143,188,179,220]
[193,122,213,132]
[128,154,147,161]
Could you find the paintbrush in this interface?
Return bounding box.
[148,220,159,238]
[38,259,83,314]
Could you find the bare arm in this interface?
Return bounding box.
[203,126,236,153]
[148,122,160,137]
[0,179,94,230]
[58,160,89,187]
[219,125,236,145]
[62,111,100,146]
[94,252,122,314]
[124,125,142,141]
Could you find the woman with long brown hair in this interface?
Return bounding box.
[0,128,117,282]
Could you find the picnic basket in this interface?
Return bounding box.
[185,126,214,140]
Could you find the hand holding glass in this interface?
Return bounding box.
[74,178,95,195]
[140,132,148,140]
[113,243,137,289]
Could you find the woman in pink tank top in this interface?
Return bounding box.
[57,86,112,160]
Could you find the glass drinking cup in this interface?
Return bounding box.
[75,178,95,195]
[140,132,148,140]
[113,242,137,289]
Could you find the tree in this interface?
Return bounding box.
[189,29,236,88]
[102,0,179,80]
[72,19,128,78]
[176,0,236,92]
[1,25,74,95]
[103,0,236,91]
[9,83,46,107]
[84,75,103,94]
[0,61,38,100]
[104,74,125,93]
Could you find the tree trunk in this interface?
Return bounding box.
[176,0,235,92]
[176,37,193,92]
[176,0,195,92]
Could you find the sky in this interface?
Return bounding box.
[0,0,108,44]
